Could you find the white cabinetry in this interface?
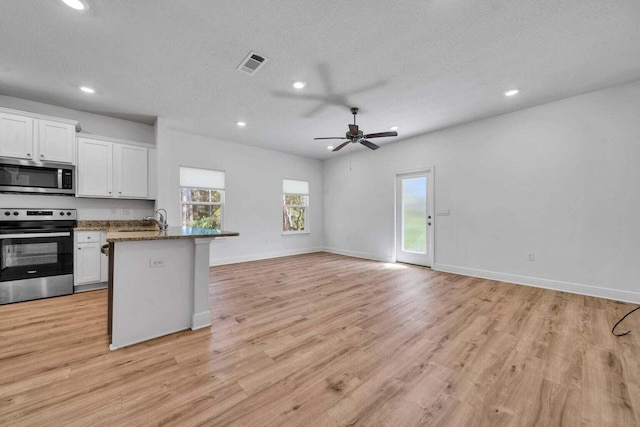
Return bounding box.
[114,144,148,198]
[38,119,76,163]
[0,113,34,159]
[77,135,152,199]
[75,231,104,286]
[0,108,76,163]
[77,138,113,197]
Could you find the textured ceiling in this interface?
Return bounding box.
[1,1,639,159]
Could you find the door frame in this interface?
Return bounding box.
[394,166,435,267]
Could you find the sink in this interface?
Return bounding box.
[116,229,158,232]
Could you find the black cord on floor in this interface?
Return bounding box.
[612,306,640,336]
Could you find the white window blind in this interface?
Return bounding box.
[180,167,225,189]
[282,179,309,194]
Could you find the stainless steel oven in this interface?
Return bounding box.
[0,158,75,195]
[0,209,76,304]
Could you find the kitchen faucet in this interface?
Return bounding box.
[143,208,168,230]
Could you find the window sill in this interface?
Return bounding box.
[282,231,310,236]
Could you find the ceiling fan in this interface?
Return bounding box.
[314,107,398,152]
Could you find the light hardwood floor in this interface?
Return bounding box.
[1,252,639,426]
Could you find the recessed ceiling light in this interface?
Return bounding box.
[62,0,88,11]
[292,81,306,90]
[327,146,334,150]
[236,121,246,127]
[504,89,520,97]
[79,86,95,94]
[390,126,398,131]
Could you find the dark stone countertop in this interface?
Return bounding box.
[106,226,239,242]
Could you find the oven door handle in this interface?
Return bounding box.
[0,232,71,239]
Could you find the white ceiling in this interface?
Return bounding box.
[1,1,639,159]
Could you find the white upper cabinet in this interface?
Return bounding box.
[0,112,35,160]
[37,119,76,163]
[76,135,151,200]
[0,108,77,164]
[115,144,148,198]
[77,137,113,197]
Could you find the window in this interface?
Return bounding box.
[180,167,225,230]
[283,179,309,233]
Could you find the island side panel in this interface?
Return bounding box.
[192,238,214,329]
[110,239,194,350]
[108,242,114,336]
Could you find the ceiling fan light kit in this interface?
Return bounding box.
[314,107,398,152]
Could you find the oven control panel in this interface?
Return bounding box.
[0,209,77,221]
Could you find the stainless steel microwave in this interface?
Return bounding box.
[0,158,75,195]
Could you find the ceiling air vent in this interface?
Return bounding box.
[237,51,268,76]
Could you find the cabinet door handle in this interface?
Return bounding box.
[78,247,82,250]
[26,153,31,157]
[40,154,44,158]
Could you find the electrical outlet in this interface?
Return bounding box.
[527,252,535,261]
[123,208,130,216]
[149,258,165,268]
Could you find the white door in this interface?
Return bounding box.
[38,120,75,163]
[76,242,101,284]
[114,144,148,198]
[77,138,113,197]
[0,113,34,160]
[395,168,434,267]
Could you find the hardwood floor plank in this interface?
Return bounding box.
[1,252,639,425]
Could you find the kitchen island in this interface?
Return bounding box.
[106,226,239,350]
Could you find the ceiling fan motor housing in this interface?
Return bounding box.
[314,106,397,152]
[346,130,364,140]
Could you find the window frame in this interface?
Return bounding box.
[282,191,309,235]
[180,186,225,230]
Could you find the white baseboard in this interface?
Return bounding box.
[322,247,394,263]
[433,263,640,304]
[210,247,324,266]
[191,311,212,330]
[74,282,107,293]
[210,246,640,304]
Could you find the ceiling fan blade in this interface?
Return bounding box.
[359,139,379,150]
[363,131,398,139]
[348,124,359,137]
[314,137,349,140]
[332,141,351,152]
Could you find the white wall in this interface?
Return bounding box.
[323,80,640,303]
[5,85,640,304]
[0,95,156,219]
[155,119,323,265]
[0,95,155,144]
[0,194,154,220]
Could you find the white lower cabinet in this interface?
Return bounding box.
[74,231,108,288]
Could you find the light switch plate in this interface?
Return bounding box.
[149,258,165,268]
